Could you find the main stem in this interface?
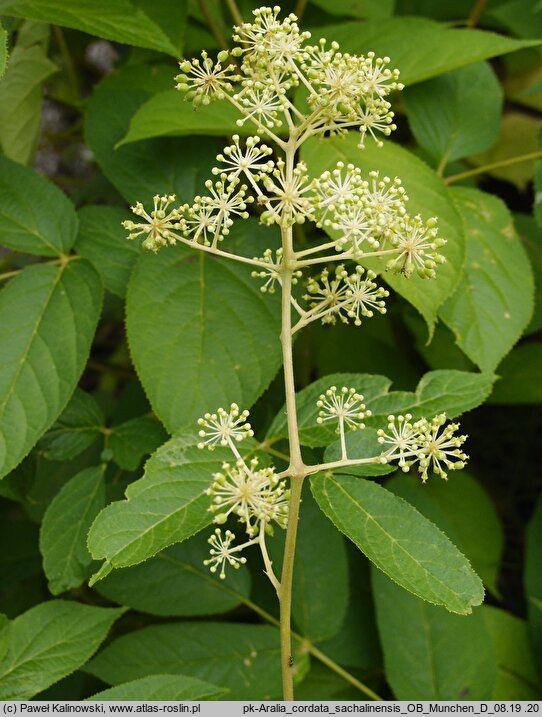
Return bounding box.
[278,136,306,701]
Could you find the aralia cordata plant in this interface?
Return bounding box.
[122,5,468,700]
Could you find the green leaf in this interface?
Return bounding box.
[0,0,182,56]
[302,134,465,330]
[387,471,503,597]
[525,496,542,669]
[119,92,250,146]
[126,247,282,434]
[0,44,57,165]
[482,606,542,700]
[84,64,221,203]
[267,487,348,642]
[86,622,309,699]
[489,343,542,404]
[373,570,496,699]
[109,416,168,471]
[88,674,226,701]
[405,62,502,167]
[309,0,394,18]
[0,615,9,663]
[87,435,261,578]
[440,188,534,373]
[511,213,542,334]
[312,17,541,86]
[0,156,78,257]
[0,21,8,79]
[0,261,103,480]
[39,389,105,462]
[40,466,106,595]
[0,600,124,700]
[267,370,495,447]
[311,473,484,614]
[75,206,141,298]
[95,531,251,616]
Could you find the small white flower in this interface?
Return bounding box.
[260,159,314,225]
[175,50,240,105]
[213,134,275,182]
[386,215,446,279]
[197,404,254,449]
[250,248,302,293]
[343,266,389,325]
[377,414,420,469]
[316,385,370,431]
[304,264,349,324]
[203,528,247,579]
[312,162,363,226]
[123,195,183,253]
[235,82,284,129]
[414,413,468,482]
[206,457,289,536]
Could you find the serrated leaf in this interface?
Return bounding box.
[0,44,57,165]
[75,206,141,298]
[109,416,168,471]
[126,247,282,434]
[0,0,182,56]
[88,674,226,701]
[87,435,260,577]
[267,370,495,446]
[311,473,484,614]
[267,487,348,642]
[373,569,496,699]
[302,134,465,330]
[525,496,542,669]
[482,606,541,700]
[440,188,534,373]
[405,62,502,167]
[119,92,250,146]
[0,156,78,257]
[95,531,250,616]
[84,64,221,203]
[0,261,103,480]
[387,471,503,597]
[312,17,541,86]
[85,622,309,699]
[512,213,542,334]
[40,466,106,595]
[39,389,105,462]
[0,600,124,700]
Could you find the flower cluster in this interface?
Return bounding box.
[198,403,288,581]
[304,264,389,326]
[377,413,468,481]
[317,386,370,431]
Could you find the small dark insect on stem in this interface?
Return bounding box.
[288,655,294,667]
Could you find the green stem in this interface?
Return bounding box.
[198,0,229,51]
[294,0,309,21]
[224,0,244,27]
[466,0,488,28]
[446,150,542,185]
[53,26,79,100]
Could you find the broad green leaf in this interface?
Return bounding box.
[267,488,348,642]
[0,156,78,257]
[302,134,465,330]
[88,674,225,701]
[0,261,103,480]
[87,435,262,578]
[313,17,541,86]
[512,213,542,334]
[469,113,542,190]
[440,188,534,373]
[75,206,141,298]
[0,615,9,662]
[109,416,168,471]
[95,532,251,616]
[405,62,502,167]
[489,343,542,404]
[126,247,282,434]
[267,370,495,446]
[84,64,220,203]
[483,606,541,700]
[311,473,484,614]
[0,0,182,56]
[119,92,249,146]
[536,154,542,229]
[373,570,496,699]
[387,471,503,597]
[0,600,124,700]
[0,44,57,165]
[38,389,105,462]
[309,0,394,18]
[488,0,542,42]
[295,662,360,701]
[86,622,309,699]
[40,466,106,595]
[525,496,542,669]
[0,21,7,79]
